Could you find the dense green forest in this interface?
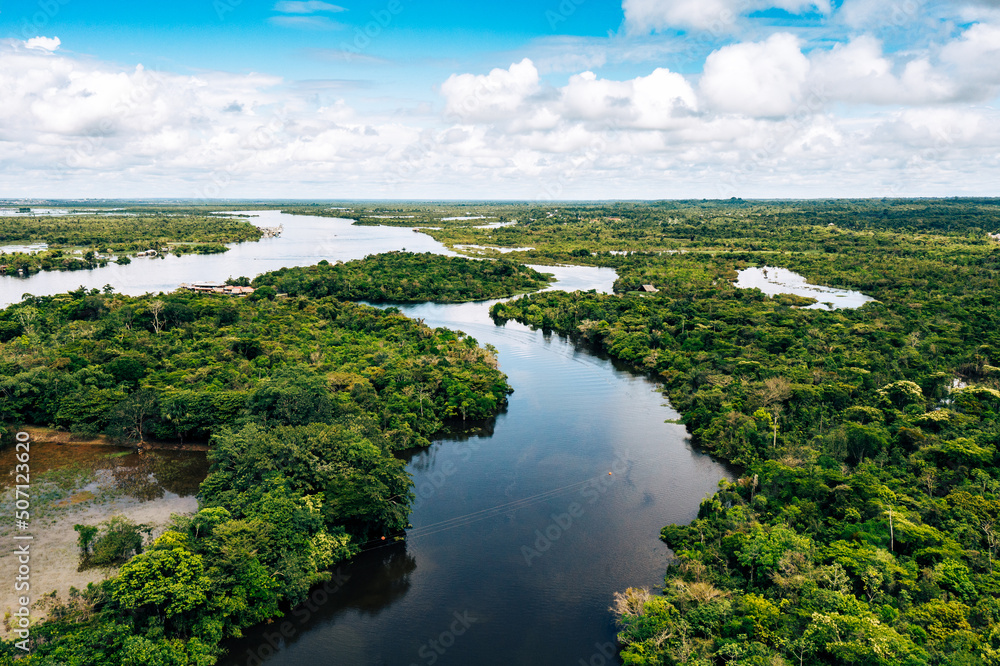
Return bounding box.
[486,201,1000,665]
[0,214,262,276]
[4,199,1000,664]
[0,283,511,664]
[0,285,512,445]
[416,199,1000,264]
[252,252,550,302]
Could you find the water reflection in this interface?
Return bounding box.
[230,310,732,666]
[0,442,208,499]
[0,211,732,666]
[0,211,455,308]
[735,266,875,309]
[227,545,418,665]
[108,452,210,500]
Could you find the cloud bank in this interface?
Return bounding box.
[2,0,999,200]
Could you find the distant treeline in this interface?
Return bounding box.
[415,198,1000,265]
[0,214,261,275]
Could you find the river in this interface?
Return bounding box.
[0,211,733,665]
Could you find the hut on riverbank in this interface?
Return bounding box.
[180,282,255,296]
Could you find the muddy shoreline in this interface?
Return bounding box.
[17,426,211,452]
[0,435,209,636]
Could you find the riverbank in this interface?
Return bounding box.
[0,441,208,637]
[0,493,197,637]
[2,209,731,665]
[17,426,210,452]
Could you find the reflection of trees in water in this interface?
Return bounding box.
[438,417,498,442]
[401,419,497,470]
[404,445,439,472]
[103,451,209,501]
[346,544,417,616]
[150,453,210,497]
[110,455,163,501]
[227,543,417,657]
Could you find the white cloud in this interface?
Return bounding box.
[835,0,996,43]
[837,0,889,28]
[270,1,346,29]
[0,47,283,142]
[623,0,831,32]
[24,36,61,52]
[440,58,697,132]
[441,59,542,123]
[941,22,1000,86]
[801,24,1000,106]
[809,36,955,105]
[957,1,1000,23]
[560,68,697,128]
[268,15,343,29]
[419,23,1000,198]
[0,42,294,180]
[4,21,1000,200]
[700,33,810,117]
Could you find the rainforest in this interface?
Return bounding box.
[1,198,1000,666]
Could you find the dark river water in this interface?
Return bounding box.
[0,211,733,665]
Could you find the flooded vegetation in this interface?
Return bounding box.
[735,266,876,309]
[0,442,208,625]
[4,199,1000,665]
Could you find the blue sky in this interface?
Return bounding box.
[6,0,629,100]
[1,0,999,198]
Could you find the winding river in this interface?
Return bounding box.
[0,212,733,665]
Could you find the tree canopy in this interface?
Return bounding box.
[0,281,512,664]
[252,252,550,303]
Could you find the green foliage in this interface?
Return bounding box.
[201,423,412,541]
[0,213,262,275]
[84,516,152,567]
[112,548,211,626]
[1,272,513,663]
[0,287,512,445]
[879,381,926,411]
[776,293,819,307]
[480,200,1000,666]
[9,199,1000,664]
[253,252,550,302]
[74,524,99,558]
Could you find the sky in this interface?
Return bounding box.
[1,0,999,200]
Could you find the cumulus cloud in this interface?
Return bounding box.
[421,19,1000,198]
[802,23,1000,106]
[24,36,61,51]
[441,59,542,123]
[0,42,299,188]
[941,22,1000,86]
[440,58,697,131]
[809,36,955,105]
[700,33,810,117]
[694,26,996,113]
[560,68,697,128]
[4,19,1000,199]
[0,44,283,143]
[623,0,831,32]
